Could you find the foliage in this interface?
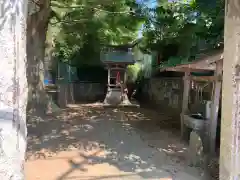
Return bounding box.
[160,56,189,68]
[50,0,145,66]
[140,0,224,65]
[48,0,224,70]
[126,63,142,83]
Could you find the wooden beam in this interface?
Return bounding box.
[109,67,126,70]
[103,61,134,65]
[210,61,222,154]
[160,67,214,73]
[181,71,191,139]
[190,75,222,82]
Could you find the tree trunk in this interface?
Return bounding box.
[0,0,28,179]
[220,0,240,179]
[27,0,51,116]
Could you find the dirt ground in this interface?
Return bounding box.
[25,104,208,180]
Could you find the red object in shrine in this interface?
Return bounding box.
[116,71,121,83]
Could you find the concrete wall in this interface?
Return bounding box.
[70,82,106,102]
[58,82,106,107]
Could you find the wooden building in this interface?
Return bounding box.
[160,49,223,154]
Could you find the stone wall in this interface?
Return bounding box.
[142,77,213,112]
[142,77,183,115]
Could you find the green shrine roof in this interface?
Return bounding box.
[100,51,135,64]
[101,41,140,64]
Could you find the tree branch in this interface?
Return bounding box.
[30,0,41,7]
[51,2,135,14]
[50,19,88,25]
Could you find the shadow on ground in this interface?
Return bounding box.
[26,104,201,180]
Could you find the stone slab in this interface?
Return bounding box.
[175,172,202,180]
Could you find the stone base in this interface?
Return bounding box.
[103,88,139,107]
[103,88,122,105]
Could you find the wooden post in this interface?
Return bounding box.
[124,68,127,86]
[210,60,222,155]
[181,71,190,138]
[107,67,110,86]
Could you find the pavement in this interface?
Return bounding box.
[25,105,206,180]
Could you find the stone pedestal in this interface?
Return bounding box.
[188,131,205,167]
[103,88,122,105]
[121,93,132,105]
[183,114,209,153]
[103,88,132,106]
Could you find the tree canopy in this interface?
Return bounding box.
[48,0,224,67]
[50,0,145,66]
[141,0,224,66]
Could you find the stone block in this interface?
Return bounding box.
[188,131,204,167]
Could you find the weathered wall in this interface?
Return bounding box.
[71,82,106,102]
[57,61,107,107]
[142,77,213,110]
[58,82,106,107]
[142,77,183,115]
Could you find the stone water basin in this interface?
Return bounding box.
[183,113,209,131]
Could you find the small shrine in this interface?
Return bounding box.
[100,44,136,106]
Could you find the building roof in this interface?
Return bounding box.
[160,49,223,73]
[104,39,142,50]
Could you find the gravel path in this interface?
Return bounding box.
[25,104,206,180]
